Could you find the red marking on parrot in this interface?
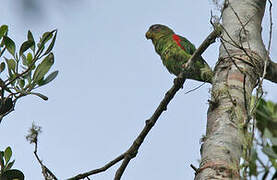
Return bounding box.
[172,34,185,51]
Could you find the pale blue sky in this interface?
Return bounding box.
[0,0,276,179]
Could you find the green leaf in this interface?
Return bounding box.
[27,30,34,42]
[1,169,25,180]
[19,79,25,89]
[4,147,12,164]
[263,146,277,159]
[26,52,33,66]
[0,25,8,39]
[3,36,16,56]
[270,156,277,169]
[248,163,257,175]
[0,62,5,73]
[264,129,277,146]
[33,53,54,82]
[5,58,16,74]
[264,128,273,139]
[257,99,270,117]
[0,98,13,115]
[43,30,57,56]
[267,101,274,111]
[249,148,258,176]
[5,160,15,170]
[19,40,34,56]
[22,54,27,66]
[30,92,48,101]
[273,145,277,154]
[38,31,53,49]
[274,103,277,114]
[24,71,32,84]
[27,30,35,52]
[256,98,277,136]
[0,79,12,93]
[38,70,58,86]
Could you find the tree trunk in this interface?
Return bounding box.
[195,0,268,179]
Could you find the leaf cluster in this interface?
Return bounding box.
[0,146,24,180]
[244,98,277,179]
[0,25,59,122]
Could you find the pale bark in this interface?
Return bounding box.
[195,0,268,179]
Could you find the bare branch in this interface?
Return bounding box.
[34,142,58,180]
[26,123,58,180]
[67,154,125,180]
[183,28,221,69]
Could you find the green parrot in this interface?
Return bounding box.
[146,24,213,83]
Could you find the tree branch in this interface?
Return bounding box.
[183,28,221,69]
[67,154,125,180]
[34,141,58,180]
[67,28,220,180]
[26,123,58,180]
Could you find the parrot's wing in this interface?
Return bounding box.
[160,43,190,76]
[177,35,196,55]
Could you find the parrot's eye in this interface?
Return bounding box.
[150,25,160,31]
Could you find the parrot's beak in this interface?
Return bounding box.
[145,31,151,40]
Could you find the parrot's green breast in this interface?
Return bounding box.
[154,35,191,76]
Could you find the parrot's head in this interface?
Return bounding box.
[146,24,174,42]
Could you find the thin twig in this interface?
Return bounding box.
[67,154,125,180]
[229,2,253,51]
[183,29,221,69]
[220,39,244,74]
[250,0,274,117]
[220,19,260,73]
[267,0,273,54]
[34,141,58,180]
[0,47,6,57]
[248,0,274,154]
[228,2,260,72]
[185,82,206,94]
[220,25,241,49]
[190,164,198,172]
